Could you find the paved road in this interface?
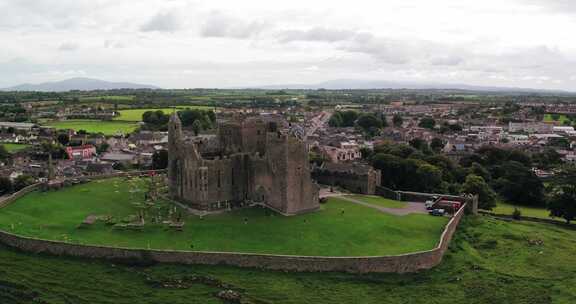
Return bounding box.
[337,196,428,216]
[306,111,331,137]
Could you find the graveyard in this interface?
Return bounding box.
[0,177,449,257]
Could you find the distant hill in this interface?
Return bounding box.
[249,79,574,94]
[2,77,160,92]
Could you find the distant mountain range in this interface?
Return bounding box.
[3,77,574,94]
[2,77,159,92]
[249,79,575,94]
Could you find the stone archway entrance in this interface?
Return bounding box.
[253,185,268,204]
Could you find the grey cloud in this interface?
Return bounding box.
[430,56,464,66]
[274,26,411,64]
[58,42,79,51]
[524,0,576,12]
[104,40,126,49]
[278,27,360,43]
[200,12,268,39]
[140,11,183,33]
[0,0,104,29]
[341,36,412,65]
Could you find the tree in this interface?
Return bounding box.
[371,153,404,189]
[418,117,436,129]
[392,114,403,127]
[192,120,203,136]
[461,174,497,210]
[477,146,509,165]
[356,114,383,131]
[508,150,531,167]
[0,145,9,160]
[409,138,431,154]
[470,162,491,182]
[142,110,166,126]
[340,110,359,127]
[359,147,373,160]
[415,164,443,193]
[0,176,12,195]
[57,133,70,146]
[328,112,343,127]
[309,152,325,166]
[548,185,576,224]
[430,138,444,153]
[152,150,169,170]
[96,143,110,154]
[492,161,545,207]
[13,175,34,191]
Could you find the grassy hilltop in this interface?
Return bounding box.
[0,177,447,256]
[0,216,575,303]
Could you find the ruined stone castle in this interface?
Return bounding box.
[168,113,319,215]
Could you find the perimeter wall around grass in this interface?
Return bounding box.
[0,180,467,273]
[375,186,479,215]
[0,184,41,209]
[478,211,575,230]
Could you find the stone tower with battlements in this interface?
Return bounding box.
[168,113,319,215]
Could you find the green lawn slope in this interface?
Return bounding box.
[0,177,447,257]
[0,216,574,303]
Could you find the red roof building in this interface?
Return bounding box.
[65,145,96,160]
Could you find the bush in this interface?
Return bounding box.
[512,208,522,220]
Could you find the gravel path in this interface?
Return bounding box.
[337,196,428,216]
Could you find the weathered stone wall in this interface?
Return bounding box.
[397,191,466,203]
[0,184,41,208]
[313,167,381,195]
[478,211,575,230]
[314,171,373,194]
[0,179,466,273]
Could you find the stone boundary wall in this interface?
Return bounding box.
[479,211,575,230]
[0,183,41,209]
[375,187,466,203]
[0,180,466,273]
[67,169,167,182]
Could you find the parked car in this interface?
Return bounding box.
[429,209,446,216]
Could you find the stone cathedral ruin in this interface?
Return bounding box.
[168,112,320,215]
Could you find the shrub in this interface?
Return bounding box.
[512,208,522,220]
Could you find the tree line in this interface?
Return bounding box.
[142,109,216,135]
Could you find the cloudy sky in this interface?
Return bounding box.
[1,0,576,90]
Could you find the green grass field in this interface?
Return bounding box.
[490,202,562,222]
[345,195,408,209]
[115,106,214,122]
[80,95,135,102]
[0,177,448,256]
[1,143,31,153]
[0,216,574,303]
[544,113,572,124]
[43,120,139,135]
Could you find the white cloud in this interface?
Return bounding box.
[430,56,464,66]
[278,27,360,43]
[140,11,183,33]
[58,42,80,52]
[0,0,576,90]
[200,11,268,39]
[304,65,320,71]
[104,40,126,49]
